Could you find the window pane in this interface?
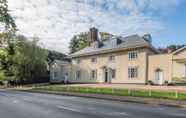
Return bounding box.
[76,71,80,80]
[128,51,137,60]
[112,69,116,79]
[128,67,138,79]
[91,70,97,80]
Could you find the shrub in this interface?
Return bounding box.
[0,71,6,81]
[172,77,186,83]
[147,80,154,85]
[164,80,169,86]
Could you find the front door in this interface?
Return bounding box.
[155,70,163,85]
[105,70,108,83]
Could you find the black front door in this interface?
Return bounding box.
[105,71,108,83]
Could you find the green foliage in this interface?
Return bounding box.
[33,85,186,100]
[172,77,186,83]
[99,32,113,41]
[0,0,16,32]
[167,45,185,52]
[69,31,113,53]
[0,70,5,80]
[10,36,48,82]
[47,50,66,64]
[69,32,88,53]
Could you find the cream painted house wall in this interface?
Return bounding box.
[50,61,71,83]
[172,48,186,78]
[148,54,172,84]
[69,47,150,84]
[50,47,186,85]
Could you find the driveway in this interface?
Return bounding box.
[0,89,186,118]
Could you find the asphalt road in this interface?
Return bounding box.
[0,90,186,118]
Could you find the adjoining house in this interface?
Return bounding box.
[50,28,186,85]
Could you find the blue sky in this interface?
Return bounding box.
[8,0,186,53]
[153,1,186,47]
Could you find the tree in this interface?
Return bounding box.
[69,32,88,53]
[0,0,16,32]
[167,45,185,52]
[9,36,48,84]
[47,50,66,64]
[0,0,17,82]
[69,31,113,53]
[158,44,186,53]
[99,32,113,41]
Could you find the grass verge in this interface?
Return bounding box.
[32,85,186,100]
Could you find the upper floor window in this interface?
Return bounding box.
[91,57,97,63]
[91,70,97,80]
[109,55,115,61]
[128,51,138,60]
[128,67,138,79]
[75,70,81,80]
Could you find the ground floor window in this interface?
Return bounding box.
[128,67,138,79]
[91,70,97,80]
[54,72,57,78]
[111,69,116,79]
[75,70,81,80]
[185,64,186,77]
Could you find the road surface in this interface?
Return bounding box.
[0,89,186,118]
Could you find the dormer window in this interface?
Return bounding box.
[128,51,138,60]
[91,57,97,63]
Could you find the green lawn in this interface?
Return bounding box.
[32,85,186,100]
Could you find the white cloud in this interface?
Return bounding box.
[8,0,182,53]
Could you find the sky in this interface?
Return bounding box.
[8,0,186,54]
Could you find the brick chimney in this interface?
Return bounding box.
[88,27,98,45]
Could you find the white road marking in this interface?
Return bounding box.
[57,105,81,113]
[23,98,33,102]
[108,112,129,116]
[13,100,19,104]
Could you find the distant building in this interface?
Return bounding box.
[50,28,186,85]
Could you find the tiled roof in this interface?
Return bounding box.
[69,34,156,58]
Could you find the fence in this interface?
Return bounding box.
[40,86,186,100]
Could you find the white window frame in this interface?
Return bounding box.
[128,67,138,79]
[90,69,97,80]
[128,51,138,60]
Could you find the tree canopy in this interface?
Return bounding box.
[69,31,113,53]
[0,0,16,32]
[10,36,48,83]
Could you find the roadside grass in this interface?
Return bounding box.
[32,85,186,100]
